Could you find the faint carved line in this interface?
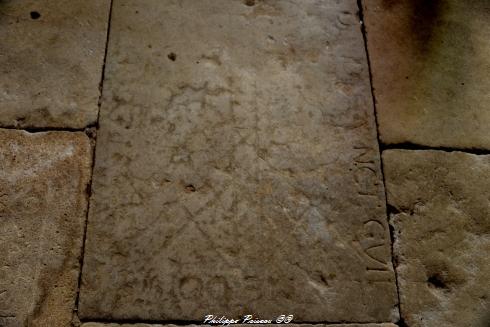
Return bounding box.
[181,207,233,267]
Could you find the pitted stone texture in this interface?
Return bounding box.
[80,0,398,322]
[81,324,398,327]
[362,0,490,149]
[383,150,490,327]
[0,129,92,326]
[0,0,111,128]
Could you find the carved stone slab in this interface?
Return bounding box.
[0,0,111,128]
[362,0,490,149]
[0,129,92,326]
[383,150,490,327]
[79,0,398,322]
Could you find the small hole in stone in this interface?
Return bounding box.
[387,204,401,215]
[185,184,196,192]
[30,11,41,19]
[168,52,177,61]
[397,318,409,327]
[427,274,447,289]
[244,0,255,6]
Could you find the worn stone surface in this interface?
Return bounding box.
[362,0,490,149]
[79,0,398,322]
[383,150,490,327]
[0,129,92,326]
[81,324,398,327]
[0,0,111,128]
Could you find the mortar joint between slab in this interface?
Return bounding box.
[95,0,115,126]
[73,0,115,321]
[381,142,490,156]
[0,125,96,133]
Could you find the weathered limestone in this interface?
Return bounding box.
[0,129,93,326]
[383,150,490,327]
[362,0,490,149]
[0,0,111,128]
[79,0,398,322]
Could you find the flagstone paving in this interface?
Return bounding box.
[0,129,92,327]
[2,1,490,326]
[362,0,490,149]
[78,0,398,322]
[0,0,111,129]
[383,150,490,327]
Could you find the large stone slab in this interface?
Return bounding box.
[0,129,92,326]
[383,150,490,327]
[362,0,490,149]
[79,0,398,322]
[0,0,111,128]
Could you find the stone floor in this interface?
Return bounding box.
[0,1,489,327]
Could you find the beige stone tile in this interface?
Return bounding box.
[0,0,111,128]
[0,129,93,326]
[79,0,397,322]
[363,0,490,149]
[383,150,490,327]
